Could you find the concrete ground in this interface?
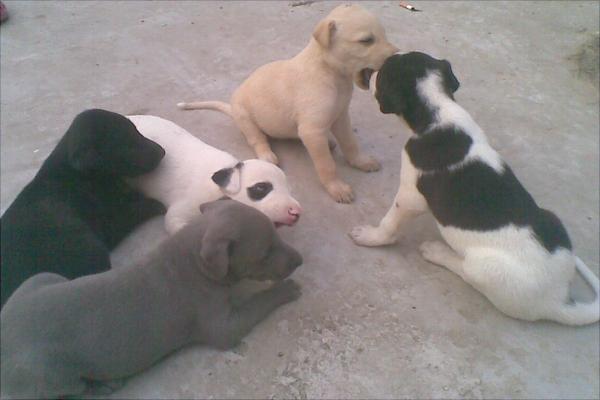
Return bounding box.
[1,1,599,398]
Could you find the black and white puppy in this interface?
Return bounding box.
[350,52,599,325]
[1,109,166,306]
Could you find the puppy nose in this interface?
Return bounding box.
[288,206,302,221]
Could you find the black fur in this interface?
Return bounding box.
[405,126,472,171]
[377,52,572,253]
[247,182,273,201]
[375,52,459,133]
[1,109,166,306]
[212,162,243,188]
[415,160,572,252]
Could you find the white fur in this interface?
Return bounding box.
[351,72,599,325]
[418,73,504,173]
[127,115,301,235]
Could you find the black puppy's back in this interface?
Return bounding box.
[1,109,165,305]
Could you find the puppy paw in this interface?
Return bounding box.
[258,150,279,165]
[419,241,453,265]
[348,154,381,172]
[325,180,354,203]
[349,225,396,247]
[271,279,302,304]
[328,138,337,152]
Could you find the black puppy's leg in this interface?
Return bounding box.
[104,190,166,247]
[209,280,301,350]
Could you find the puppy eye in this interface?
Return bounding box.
[247,182,273,201]
[359,36,375,45]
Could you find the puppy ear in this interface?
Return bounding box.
[67,129,99,172]
[441,59,460,94]
[198,228,233,282]
[199,197,230,213]
[379,92,406,115]
[313,19,336,48]
[212,162,243,195]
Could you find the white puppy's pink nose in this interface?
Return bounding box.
[288,206,302,222]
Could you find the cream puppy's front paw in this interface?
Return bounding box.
[349,154,381,172]
[257,150,279,165]
[325,179,354,203]
[349,225,396,247]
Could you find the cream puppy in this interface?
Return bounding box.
[127,115,302,235]
[178,4,398,203]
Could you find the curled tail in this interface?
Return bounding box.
[176,100,233,117]
[549,257,599,326]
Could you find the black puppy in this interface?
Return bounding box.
[1,109,166,305]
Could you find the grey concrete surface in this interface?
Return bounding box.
[1,1,599,398]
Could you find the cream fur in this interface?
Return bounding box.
[178,4,398,203]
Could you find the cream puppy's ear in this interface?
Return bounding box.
[212,162,243,195]
[313,19,336,48]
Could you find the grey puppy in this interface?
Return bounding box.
[0,199,303,399]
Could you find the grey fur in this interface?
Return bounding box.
[0,199,302,399]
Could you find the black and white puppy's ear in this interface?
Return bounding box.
[313,19,336,48]
[376,72,407,115]
[440,59,460,94]
[212,162,243,195]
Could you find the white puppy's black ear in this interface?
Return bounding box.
[313,19,336,48]
[212,162,243,195]
[440,59,460,94]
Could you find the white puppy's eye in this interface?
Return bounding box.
[359,36,375,45]
[247,182,273,201]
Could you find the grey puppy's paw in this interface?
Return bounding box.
[270,279,302,303]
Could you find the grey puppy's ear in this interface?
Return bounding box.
[199,197,230,213]
[212,162,243,195]
[199,228,233,282]
[313,19,336,48]
[440,59,460,94]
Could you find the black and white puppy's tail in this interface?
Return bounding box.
[550,257,599,326]
[177,101,233,118]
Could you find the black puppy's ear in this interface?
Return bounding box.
[199,228,233,282]
[67,129,99,172]
[440,59,460,94]
[211,162,243,195]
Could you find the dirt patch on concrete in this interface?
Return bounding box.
[568,31,600,88]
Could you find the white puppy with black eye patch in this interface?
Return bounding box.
[350,52,599,326]
[127,115,302,235]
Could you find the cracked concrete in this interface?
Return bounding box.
[1,1,599,398]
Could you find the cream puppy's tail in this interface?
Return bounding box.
[177,101,233,117]
[549,257,599,326]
